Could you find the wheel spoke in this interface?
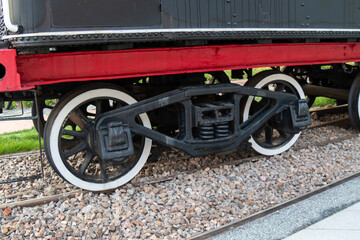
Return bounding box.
[63,140,87,159]
[62,129,87,138]
[61,138,80,150]
[69,110,87,129]
[78,152,94,175]
[99,159,108,181]
[265,125,274,144]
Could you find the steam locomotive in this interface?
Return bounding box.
[1,0,360,191]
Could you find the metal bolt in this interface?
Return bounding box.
[301,3,305,6]
[306,16,310,20]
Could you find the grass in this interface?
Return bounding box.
[311,97,337,108]
[0,127,43,155]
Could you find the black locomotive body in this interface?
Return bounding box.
[3,0,360,48]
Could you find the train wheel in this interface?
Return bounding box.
[243,71,305,155]
[32,99,56,138]
[282,66,316,108]
[349,73,360,129]
[44,85,152,191]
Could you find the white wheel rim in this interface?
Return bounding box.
[48,89,152,191]
[243,74,305,156]
[358,92,360,119]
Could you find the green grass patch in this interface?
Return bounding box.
[311,97,336,108]
[0,127,42,155]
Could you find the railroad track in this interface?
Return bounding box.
[189,169,360,239]
[308,105,351,129]
[0,130,357,210]
[0,103,357,238]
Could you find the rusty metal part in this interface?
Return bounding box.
[302,85,349,101]
[310,105,348,116]
[308,117,351,129]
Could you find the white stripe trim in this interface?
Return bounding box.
[3,27,360,40]
[1,0,19,33]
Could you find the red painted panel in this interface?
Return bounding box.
[3,42,360,91]
[0,49,23,92]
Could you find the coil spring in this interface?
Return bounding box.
[198,122,230,140]
[199,125,214,140]
[215,122,230,138]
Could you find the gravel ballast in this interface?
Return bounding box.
[0,124,359,239]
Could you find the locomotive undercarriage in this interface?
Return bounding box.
[38,74,310,191]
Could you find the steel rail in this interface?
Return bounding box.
[189,170,360,240]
